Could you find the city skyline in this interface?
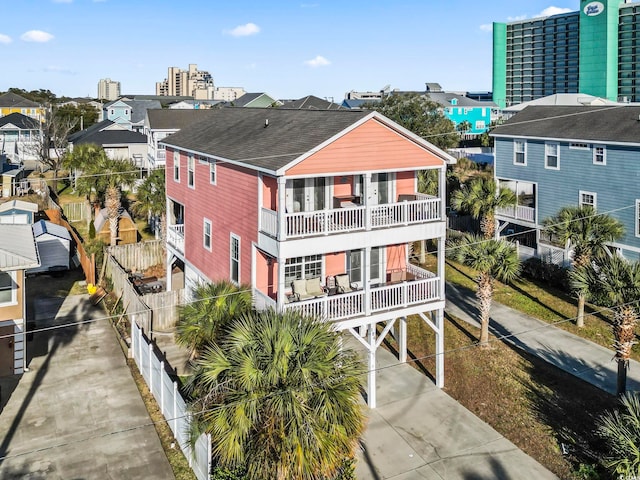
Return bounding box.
[2,0,576,101]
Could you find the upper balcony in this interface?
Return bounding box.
[260,193,441,240]
[496,179,536,225]
[167,224,184,255]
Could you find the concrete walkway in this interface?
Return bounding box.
[353,339,557,479]
[0,293,174,479]
[445,282,640,395]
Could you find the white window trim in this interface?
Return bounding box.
[230,233,240,284]
[636,199,640,238]
[203,219,212,251]
[0,271,18,307]
[592,145,606,165]
[513,140,527,166]
[209,160,216,185]
[173,151,180,183]
[198,154,208,165]
[544,142,560,170]
[187,154,195,189]
[579,190,597,210]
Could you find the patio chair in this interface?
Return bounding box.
[335,274,356,294]
[291,277,328,301]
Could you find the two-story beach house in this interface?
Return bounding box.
[162,108,453,407]
[0,224,39,376]
[492,105,640,262]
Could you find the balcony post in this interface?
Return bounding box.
[435,309,445,388]
[439,165,446,221]
[277,177,287,241]
[367,326,377,409]
[399,316,407,363]
[364,173,372,231]
[364,246,371,316]
[276,256,285,312]
[438,235,445,300]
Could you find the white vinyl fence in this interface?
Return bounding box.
[131,321,211,480]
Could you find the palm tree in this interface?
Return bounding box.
[186,309,366,480]
[63,143,109,204]
[134,169,166,247]
[101,157,137,246]
[450,177,516,239]
[571,255,640,395]
[447,234,521,346]
[598,392,640,477]
[543,205,624,327]
[176,281,253,360]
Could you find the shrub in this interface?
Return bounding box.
[521,258,569,291]
[88,220,96,239]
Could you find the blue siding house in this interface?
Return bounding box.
[491,105,640,262]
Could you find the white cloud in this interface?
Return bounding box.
[507,14,527,21]
[304,55,330,68]
[43,65,76,74]
[21,30,54,42]
[479,24,493,32]
[225,23,260,37]
[0,34,12,44]
[537,6,573,17]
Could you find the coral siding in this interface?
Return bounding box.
[333,176,354,197]
[386,245,407,273]
[262,175,277,210]
[396,171,416,198]
[286,118,445,176]
[255,251,273,296]
[325,252,347,277]
[167,148,258,285]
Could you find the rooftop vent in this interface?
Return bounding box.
[264,119,269,128]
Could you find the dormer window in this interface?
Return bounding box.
[451,98,458,106]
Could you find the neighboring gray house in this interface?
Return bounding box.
[0,200,38,224]
[67,120,148,167]
[491,105,640,262]
[30,220,71,273]
[280,95,345,110]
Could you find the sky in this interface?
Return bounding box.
[0,0,578,102]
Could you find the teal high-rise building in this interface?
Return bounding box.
[493,0,640,108]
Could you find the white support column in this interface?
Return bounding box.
[435,309,445,388]
[367,325,377,409]
[399,316,407,363]
[364,246,371,316]
[166,252,173,291]
[276,255,285,311]
[438,235,445,300]
[364,173,372,231]
[277,176,287,241]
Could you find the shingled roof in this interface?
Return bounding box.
[161,107,370,171]
[69,120,147,146]
[0,112,40,129]
[0,92,40,109]
[146,109,217,130]
[491,105,640,143]
[280,95,345,110]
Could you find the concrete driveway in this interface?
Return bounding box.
[0,284,174,479]
[354,340,557,479]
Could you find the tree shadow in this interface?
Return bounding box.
[460,457,517,479]
[0,278,89,470]
[508,282,571,322]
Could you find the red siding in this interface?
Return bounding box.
[396,171,415,199]
[262,175,277,210]
[167,148,259,285]
[286,118,445,176]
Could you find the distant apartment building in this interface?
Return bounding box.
[493,0,640,107]
[156,64,215,100]
[97,78,121,101]
[212,86,246,102]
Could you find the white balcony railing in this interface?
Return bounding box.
[496,205,535,223]
[260,197,440,239]
[283,275,440,322]
[167,224,185,254]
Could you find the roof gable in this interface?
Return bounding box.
[0,92,40,109]
[0,112,40,130]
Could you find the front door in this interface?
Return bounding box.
[0,325,14,376]
[370,173,393,205]
[288,178,326,212]
[348,247,384,288]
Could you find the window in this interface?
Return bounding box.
[203,219,212,250]
[209,160,216,185]
[173,151,180,182]
[230,234,240,284]
[514,140,526,165]
[0,271,15,305]
[579,191,597,209]
[593,145,606,165]
[545,142,559,169]
[570,142,589,149]
[188,154,195,188]
[284,255,322,286]
[475,120,485,130]
[198,154,208,165]
[636,200,640,237]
